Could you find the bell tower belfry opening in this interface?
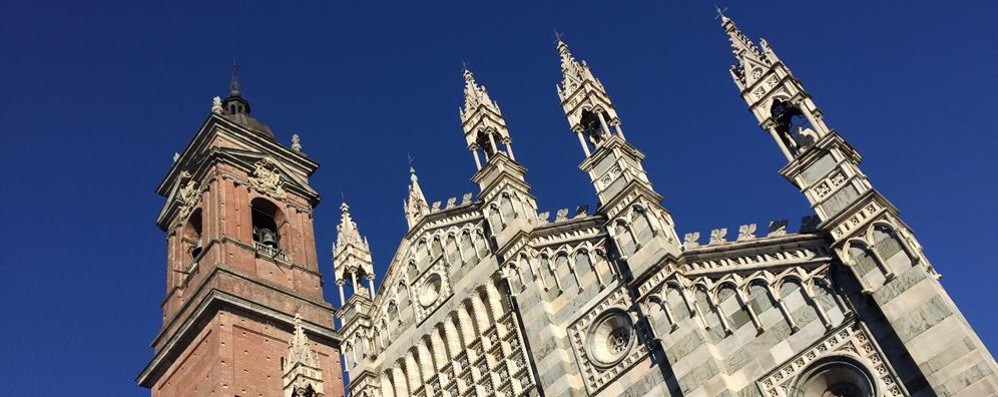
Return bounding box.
[138,69,344,397]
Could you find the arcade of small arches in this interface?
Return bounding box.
[642,265,846,338]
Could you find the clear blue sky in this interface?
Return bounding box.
[1,1,995,395]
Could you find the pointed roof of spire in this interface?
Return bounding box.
[218,64,277,139]
[286,313,319,368]
[404,166,430,228]
[460,67,501,119]
[228,63,242,97]
[719,13,774,87]
[555,38,605,101]
[334,202,364,250]
[333,200,374,283]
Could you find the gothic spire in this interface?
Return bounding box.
[333,201,375,302]
[459,67,515,169]
[720,14,774,90]
[555,38,605,102]
[282,313,324,397]
[404,166,430,228]
[460,67,501,118]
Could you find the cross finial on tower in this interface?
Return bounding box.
[714,5,729,22]
[229,63,241,97]
[554,29,565,45]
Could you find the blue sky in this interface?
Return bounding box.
[1,1,996,395]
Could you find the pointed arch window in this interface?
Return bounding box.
[445,235,460,265]
[614,221,637,257]
[630,206,655,246]
[459,231,474,264]
[500,193,517,222]
[872,225,913,268]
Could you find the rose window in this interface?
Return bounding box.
[586,309,635,367]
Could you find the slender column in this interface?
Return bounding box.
[766,127,794,161]
[368,277,376,299]
[613,122,625,140]
[503,138,516,161]
[487,132,499,155]
[471,147,482,170]
[576,131,592,157]
[337,279,346,305]
[597,112,612,138]
[350,271,359,293]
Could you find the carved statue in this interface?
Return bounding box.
[249,158,287,199]
[176,171,199,219]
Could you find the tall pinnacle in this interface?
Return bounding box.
[461,67,498,116]
[404,166,430,229]
[555,37,607,103]
[719,14,774,88]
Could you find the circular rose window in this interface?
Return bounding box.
[418,273,442,307]
[586,309,635,367]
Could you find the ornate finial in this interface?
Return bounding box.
[211,96,223,114]
[714,5,729,22]
[291,133,303,153]
[554,29,565,45]
[229,63,241,97]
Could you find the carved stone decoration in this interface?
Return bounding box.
[709,228,728,245]
[738,224,757,241]
[586,310,635,367]
[684,232,701,249]
[249,158,287,200]
[569,287,649,394]
[757,321,904,397]
[176,171,200,219]
[211,96,223,114]
[461,193,473,205]
[768,219,789,237]
[291,134,303,153]
[555,208,569,222]
[445,197,457,209]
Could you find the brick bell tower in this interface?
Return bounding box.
[137,68,345,397]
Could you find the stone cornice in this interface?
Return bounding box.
[158,114,318,197]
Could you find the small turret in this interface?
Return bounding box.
[333,202,375,303]
[459,67,516,169]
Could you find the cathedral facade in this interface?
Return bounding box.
[335,17,998,397]
[140,15,998,397]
